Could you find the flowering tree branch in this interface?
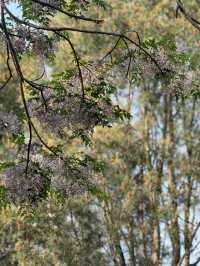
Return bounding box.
[4,5,163,73]
[0,0,164,202]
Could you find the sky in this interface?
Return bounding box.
[9,1,21,17]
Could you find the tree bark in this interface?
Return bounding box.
[168,95,180,266]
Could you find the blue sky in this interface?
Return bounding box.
[9,2,21,17]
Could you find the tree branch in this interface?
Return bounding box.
[31,0,103,23]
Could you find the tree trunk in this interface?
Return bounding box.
[168,95,180,266]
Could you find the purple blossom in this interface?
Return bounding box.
[31,0,61,13]
[175,40,188,54]
[0,162,46,203]
[0,111,21,135]
[13,38,26,53]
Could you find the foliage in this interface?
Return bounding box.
[0,0,200,266]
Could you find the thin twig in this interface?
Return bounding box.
[55,32,85,98]
[31,0,103,23]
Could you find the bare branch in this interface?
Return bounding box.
[31,0,103,23]
[55,31,85,98]
[1,2,32,176]
[176,0,200,31]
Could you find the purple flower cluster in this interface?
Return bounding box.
[175,39,188,54]
[31,0,61,13]
[49,158,101,197]
[0,111,21,135]
[0,141,102,202]
[0,162,46,203]
[10,26,52,55]
[76,0,90,11]
[31,33,51,55]
[29,85,113,136]
[140,48,172,79]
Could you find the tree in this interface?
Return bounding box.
[0,1,199,266]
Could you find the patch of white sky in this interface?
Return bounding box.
[9,1,21,17]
